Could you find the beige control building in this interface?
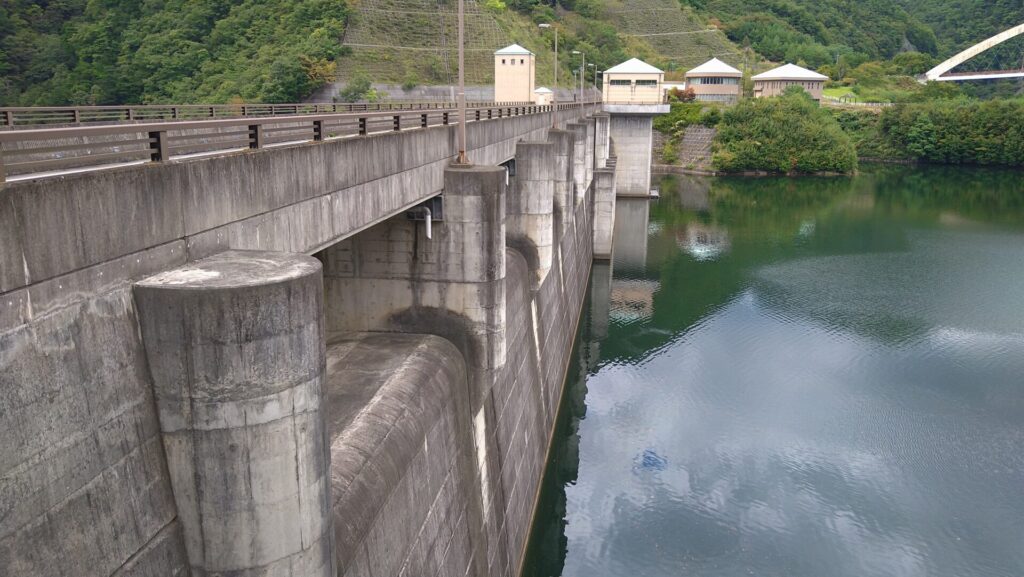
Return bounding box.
[533,86,553,105]
[684,58,742,103]
[752,63,828,100]
[494,44,536,103]
[602,58,664,103]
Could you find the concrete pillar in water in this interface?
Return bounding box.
[134,250,333,577]
[609,113,655,196]
[593,166,617,259]
[508,140,555,290]
[547,128,575,232]
[594,113,611,169]
[567,121,588,203]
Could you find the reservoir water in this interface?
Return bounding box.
[523,166,1024,577]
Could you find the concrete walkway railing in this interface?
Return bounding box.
[0,100,536,128]
[0,101,600,182]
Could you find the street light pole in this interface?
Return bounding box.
[572,50,585,103]
[539,23,557,127]
[456,0,468,164]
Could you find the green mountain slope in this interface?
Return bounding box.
[0,0,348,105]
[0,0,1015,106]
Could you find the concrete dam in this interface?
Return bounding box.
[0,102,663,576]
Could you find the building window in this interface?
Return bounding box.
[636,79,657,86]
[520,59,525,64]
[502,59,506,65]
[610,79,631,86]
[511,59,515,65]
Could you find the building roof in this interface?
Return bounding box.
[685,57,742,77]
[495,44,533,56]
[752,63,828,81]
[605,58,663,75]
[534,87,552,93]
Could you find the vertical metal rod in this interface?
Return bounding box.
[456,0,468,164]
[553,27,558,127]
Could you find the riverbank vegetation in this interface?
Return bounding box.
[711,88,857,174]
[834,99,1024,167]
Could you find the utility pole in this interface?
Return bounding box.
[539,23,558,127]
[456,0,468,164]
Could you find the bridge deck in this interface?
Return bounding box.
[0,102,595,182]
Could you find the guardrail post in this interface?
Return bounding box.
[149,131,170,162]
[393,115,401,131]
[475,110,481,121]
[421,113,428,128]
[443,112,449,125]
[4,110,12,126]
[127,108,134,121]
[73,109,81,124]
[358,117,367,136]
[313,120,324,141]
[172,107,178,119]
[249,124,263,149]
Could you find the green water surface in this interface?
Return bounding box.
[523,166,1024,577]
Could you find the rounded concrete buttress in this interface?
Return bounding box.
[134,250,334,577]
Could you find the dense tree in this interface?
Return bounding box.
[712,87,858,173]
[0,0,349,105]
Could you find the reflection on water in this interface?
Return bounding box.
[524,166,1024,577]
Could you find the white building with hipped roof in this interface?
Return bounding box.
[533,86,553,105]
[494,44,535,102]
[602,58,664,104]
[752,63,828,100]
[684,58,742,103]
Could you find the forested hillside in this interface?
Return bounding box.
[0,0,348,104]
[0,0,1019,106]
[690,0,937,68]
[892,0,1023,70]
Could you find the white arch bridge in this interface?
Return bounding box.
[923,23,1024,82]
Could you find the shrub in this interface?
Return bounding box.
[712,88,857,173]
[338,72,373,102]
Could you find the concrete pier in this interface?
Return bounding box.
[593,166,617,259]
[547,129,575,231]
[594,113,611,169]
[567,121,589,204]
[508,140,556,289]
[134,251,334,577]
[605,104,669,196]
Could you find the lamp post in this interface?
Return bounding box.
[588,63,597,94]
[456,0,468,164]
[538,23,557,127]
[571,50,585,104]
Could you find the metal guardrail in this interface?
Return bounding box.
[0,101,534,128]
[0,101,600,182]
